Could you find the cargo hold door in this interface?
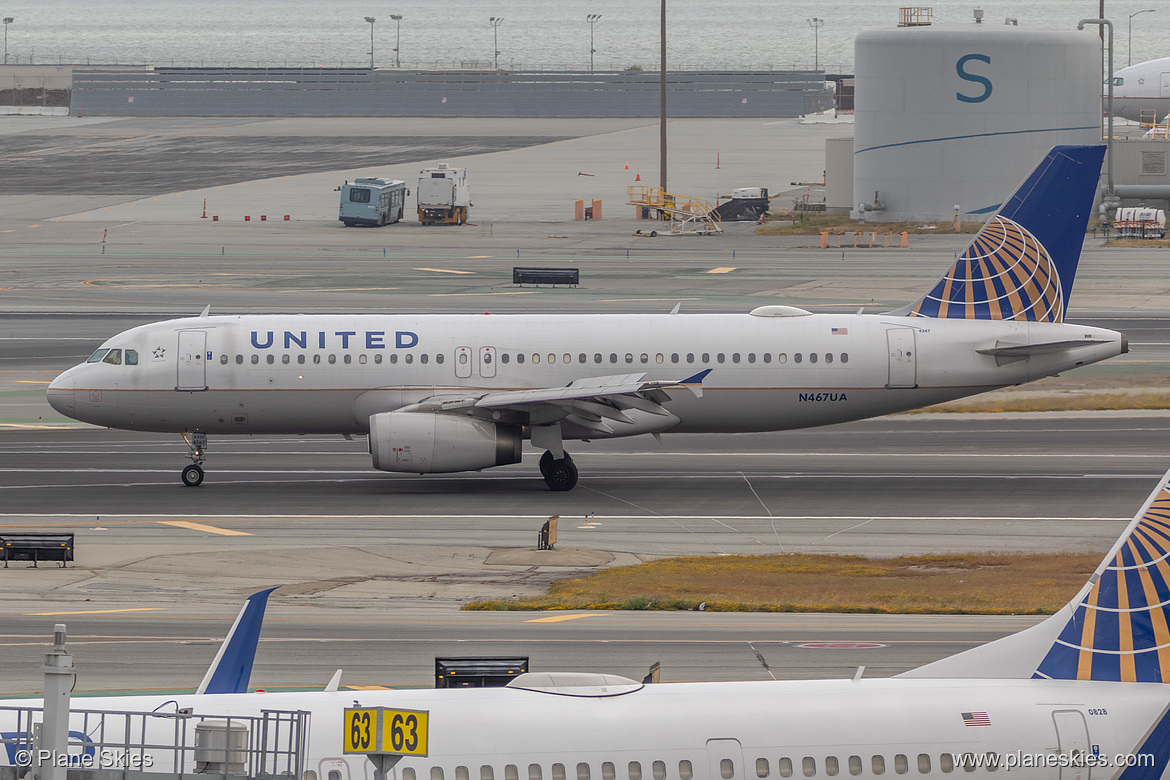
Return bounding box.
[176,330,208,391]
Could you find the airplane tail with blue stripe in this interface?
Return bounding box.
[898,145,1105,323]
[195,587,279,694]
[901,466,1170,682]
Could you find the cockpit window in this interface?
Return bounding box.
[126,349,139,366]
[101,349,122,365]
[1112,77,1124,86]
[86,349,110,363]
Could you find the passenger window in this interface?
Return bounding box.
[577,764,590,780]
[304,772,317,780]
[825,758,838,777]
[502,353,510,364]
[702,353,710,362]
[939,754,954,774]
[625,353,633,364]
[809,353,818,364]
[517,353,525,364]
[436,353,443,364]
[610,353,618,363]
[251,355,259,365]
[640,353,648,364]
[686,353,695,363]
[872,757,885,776]
[579,354,587,364]
[459,353,469,365]
[778,353,787,363]
[329,773,342,780]
[549,354,556,364]
[594,353,603,363]
[405,354,413,364]
[656,353,664,364]
[653,763,667,780]
[602,763,615,780]
[236,355,243,364]
[553,765,565,780]
[344,354,352,365]
[763,353,771,363]
[717,353,725,363]
[563,353,571,364]
[794,353,802,364]
[220,354,228,365]
[267,354,275,365]
[848,757,862,776]
[102,349,122,365]
[983,753,996,773]
[298,354,306,364]
[841,353,849,363]
[917,755,930,774]
[732,353,740,363]
[679,762,692,780]
[420,354,428,364]
[374,354,382,364]
[506,766,519,780]
[748,353,755,363]
[328,354,336,364]
[87,349,110,363]
[282,355,290,364]
[778,759,793,778]
[482,768,494,780]
[532,354,540,364]
[627,763,641,780]
[457,768,469,780]
[529,766,542,780]
[433,769,444,780]
[390,354,398,364]
[756,759,769,778]
[825,353,833,364]
[802,758,815,778]
[960,754,976,774]
[403,771,416,780]
[126,349,139,365]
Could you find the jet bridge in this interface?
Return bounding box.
[627,186,722,235]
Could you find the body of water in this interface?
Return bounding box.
[0,0,1163,74]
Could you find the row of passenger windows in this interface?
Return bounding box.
[86,348,139,366]
[399,752,991,780]
[219,352,851,367]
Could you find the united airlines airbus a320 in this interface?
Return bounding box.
[47,146,1125,490]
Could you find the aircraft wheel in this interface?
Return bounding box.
[649,230,658,237]
[543,455,578,492]
[538,450,555,478]
[181,464,205,487]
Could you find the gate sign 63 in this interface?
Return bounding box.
[344,707,429,757]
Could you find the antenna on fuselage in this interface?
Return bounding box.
[199,304,211,318]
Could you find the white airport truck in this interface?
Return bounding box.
[417,163,470,225]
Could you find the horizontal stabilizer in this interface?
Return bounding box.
[975,339,1112,357]
[196,587,278,695]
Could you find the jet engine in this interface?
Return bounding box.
[368,412,522,474]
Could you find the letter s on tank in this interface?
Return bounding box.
[956,53,992,103]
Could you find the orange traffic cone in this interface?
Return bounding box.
[624,160,629,170]
[635,169,641,181]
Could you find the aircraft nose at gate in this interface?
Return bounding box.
[46,370,76,417]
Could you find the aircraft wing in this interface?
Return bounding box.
[403,369,711,428]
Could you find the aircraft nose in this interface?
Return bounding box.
[46,371,76,417]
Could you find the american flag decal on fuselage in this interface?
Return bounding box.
[961,712,991,727]
[908,216,1064,323]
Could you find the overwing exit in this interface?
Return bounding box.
[47,146,1126,490]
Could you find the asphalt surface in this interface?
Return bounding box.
[1,114,1168,696]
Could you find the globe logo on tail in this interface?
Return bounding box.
[909,216,1065,323]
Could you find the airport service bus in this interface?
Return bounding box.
[339,177,408,227]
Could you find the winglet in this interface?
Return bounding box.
[669,303,682,315]
[325,669,343,693]
[196,587,279,695]
[199,304,211,318]
[679,368,712,398]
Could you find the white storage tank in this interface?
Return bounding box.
[853,26,1101,223]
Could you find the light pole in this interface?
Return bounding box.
[3,18,13,66]
[390,14,403,68]
[1078,18,1115,206]
[586,14,601,72]
[1128,9,1154,67]
[489,17,503,70]
[808,17,824,71]
[364,17,376,70]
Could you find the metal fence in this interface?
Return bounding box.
[71,67,835,117]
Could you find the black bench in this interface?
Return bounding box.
[513,267,579,287]
[1,533,75,568]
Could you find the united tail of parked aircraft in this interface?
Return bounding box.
[1111,57,1170,124]
[46,145,1125,491]
[7,467,1170,779]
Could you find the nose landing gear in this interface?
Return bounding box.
[181,431,207,487]
[539,450,578,491]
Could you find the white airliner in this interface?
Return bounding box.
[6,466,1170,780]
[46,145,1126,491]
[1111,57,1170,123]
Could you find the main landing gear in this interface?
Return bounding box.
[181,431,207,487]
[539,450,578,491]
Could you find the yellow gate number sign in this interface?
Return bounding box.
[344,708,429,757]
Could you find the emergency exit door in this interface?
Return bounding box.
[176,331,208,391]
[1052,710,1091,780]
[886,328,917,389]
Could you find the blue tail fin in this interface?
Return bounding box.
[196,587,278,694]
[900,466,1170,682]
[903,145,1105,323]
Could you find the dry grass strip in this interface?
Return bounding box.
[464,552,1102,614]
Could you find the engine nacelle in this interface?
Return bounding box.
[369,412,522,474]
